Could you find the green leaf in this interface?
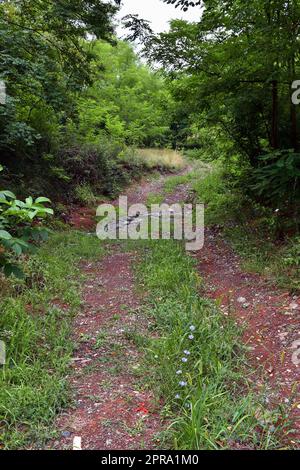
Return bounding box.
[0,190,16,200]
[3,264,25,279]
[11,243,23,256]
[28,210,38,220]
[25,197,33,207]
[0,230,12,240]
[35,197,52,204]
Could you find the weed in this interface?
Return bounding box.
[74,183,97,205]
[93,331,108,349]
[191,164,300,291]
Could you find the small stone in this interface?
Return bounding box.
[289,302,299,311]
[61,431,71,438]
[242,303,250,309]
[237,297,247,304]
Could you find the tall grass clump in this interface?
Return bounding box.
[124,148,186,171]
[137,240,283,449]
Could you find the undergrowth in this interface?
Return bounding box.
[166,161,300,292]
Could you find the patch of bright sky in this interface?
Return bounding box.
[116,0,202,37]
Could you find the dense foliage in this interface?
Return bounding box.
[0,0,120,161]
[0,0,173,201]
[125,0,300,212]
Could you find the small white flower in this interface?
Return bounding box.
[176,370,182,375]
[182,357,188,363]
[188,335,194,340]
[179,381,187,387]
[175,394,180,399]
[184,350,190,356]
[190,325,195,332]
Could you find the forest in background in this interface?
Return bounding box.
[0,0,175,204]
[1,1,300,211]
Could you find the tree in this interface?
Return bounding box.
[130,1,300,163]
[76,40,173,147]
[0,0,121,162]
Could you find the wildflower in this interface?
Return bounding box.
[176,370,182,375]
[182,357,188,363]
[175,394,180,399]
[184,350,190,356]
[179,381,187,387]
[190,325,195,332]
[188,335,194,340]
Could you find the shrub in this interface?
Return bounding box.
[74,183,97,205]
[0,168,53,277]
[56,141,133,199]
[252,150,300,205]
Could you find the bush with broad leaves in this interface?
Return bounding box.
[0,165,53,278]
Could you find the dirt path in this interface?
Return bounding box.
[49,175,170,450]
[196,228,300,444]
[49,169,300,449]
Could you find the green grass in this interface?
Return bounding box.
[146,192,165,207]
[0,231,105,449]
[135,148,186,171]
[74,183,97,205]
[189,163,300,291]
[135,240,285,450]
[0,160,294,450]
[162,161,212,196]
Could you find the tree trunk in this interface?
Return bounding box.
[290,57,298,151]
[271,80,279,149]
[291,101,298,152]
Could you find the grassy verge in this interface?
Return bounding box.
[162,161,211,195]
[187,164,300,291]
[144,161,211,208]
[135,240,284,450]
[0,231,104,449]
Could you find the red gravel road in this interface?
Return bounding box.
[49,251,163,450]
[48,175,170,450]
[196,228,300,446]
[48,171,300,449]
